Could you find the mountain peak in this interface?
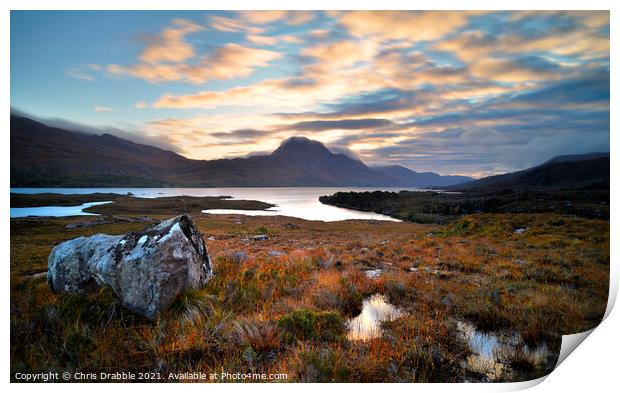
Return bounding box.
[271,136,332,157]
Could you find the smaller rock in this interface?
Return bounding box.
[513,227,529,234]
[498,268,510,276]
[207,236,216,241]
[364,269,383,278]
[253,234,269,241]
[232,251,249,263]
[514,259,529,266]
[24,271,48,280]
[316,255,334,268]
[268,250,286,257]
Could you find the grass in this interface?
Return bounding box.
[10,206,609,382]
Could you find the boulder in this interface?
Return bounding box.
[47,214,213,319]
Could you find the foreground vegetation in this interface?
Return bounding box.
[10,198,609,382]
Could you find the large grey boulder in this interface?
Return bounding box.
[48,214,213,319]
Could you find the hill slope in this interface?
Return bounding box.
[452,153,609,192]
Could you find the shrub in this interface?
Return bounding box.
[278,309,346,342]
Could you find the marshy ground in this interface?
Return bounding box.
[10,199,609,382]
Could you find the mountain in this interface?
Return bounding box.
[11,116,191,187]
[10,116,467,188]
[373,165,472,188]
[452,153,610,192]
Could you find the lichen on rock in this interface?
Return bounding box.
[47,214,213,319]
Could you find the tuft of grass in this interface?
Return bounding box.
[165,290,215,326]
[294,346,352,382]
[236,319,282,357]
[497,345,539,374]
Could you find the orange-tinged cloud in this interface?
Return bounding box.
[246,34,278,46]
[109,44,281,84]
[339,11,469,42]
[139,18,203,64]
[238,10,315,25]
[208,15,265,34]
[239,10,289,24]
[302,39,378,71]
[435,23,609,65]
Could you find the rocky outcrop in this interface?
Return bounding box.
[47,214,213,319]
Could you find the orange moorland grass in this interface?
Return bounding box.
[10,211,609,382]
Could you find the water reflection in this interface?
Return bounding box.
[10,201,112,218]
[347,294,402,340]
[457,321,550,381]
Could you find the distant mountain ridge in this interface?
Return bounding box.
[373,165,473,188]
[10,115,472,188]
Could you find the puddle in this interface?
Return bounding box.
[456,321,550,381]
[364,269,383,278]
[347,294,402,340]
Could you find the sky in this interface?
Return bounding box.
[10,10,610,177]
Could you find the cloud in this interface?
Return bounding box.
[433,11,609,64]
[134,101,148,109]
[301,39,378,71]
[145,113,286,158]
[469,55,564,82]
[208,15,264,34]
[238,11,315,25]
[284,118,394,132]
[108,43,281,84]
[100,17,282,84]
[139,18,203,64]
[238,10,288,24]
[55,11,610,176]
[286,11,316,25]
[94,106,113,112]
[246,33,305,46]
[67,64,101,81]
[210,128,273,141]
[338,11,470,42]
[246,34,278,46]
